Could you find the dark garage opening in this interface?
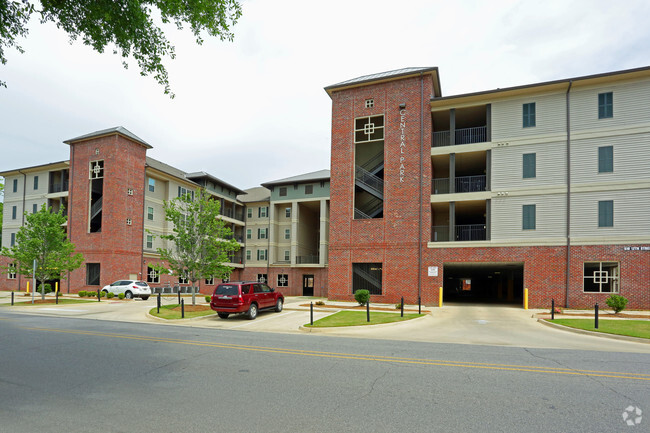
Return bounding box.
[443,262,524,304]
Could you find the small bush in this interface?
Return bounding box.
[395,302,403,310]
[78,291,86,297]
[118,293,125,300]
[204,295,211,303]
[107,292,115,299]
[606,294,628,314]
[87,291,97,297]
[315,300,325,306]
[354,289,370,306]
[100,291,107,298]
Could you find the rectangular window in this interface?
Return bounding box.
[258,228,268,239]
[89,160,104,179]
[33,176,38,190]
[584,262,619,293]
[257,249,267,261]
[8,263,16,280]
[148,178,155,192]
[246,250,251,260]
[284,250,290,261]
[10,233,15,246]
[247,208,252,219]
[522,153,536,178]
[284,228,290,240]
[354,115,385,143]
[365,99,374,108]
[523,102,536,128]
[352,263,382,295]
[147,206,154,220]
[13,179,17,193]
[33,204,38,214]
[279,187,287,197]
[259,207,268,218]
[277,274,288,287]
[147,266,160,284]
[146,235,153,249]
[598,200,613,227]
[598,146,613,173]
[86,263,101,286]
[598,92,613,119]
[12,206,16,220]
[285,207,291,218]
[178,186,194,200]
[179,272,189,284]
[522,204,536,230]
[305,184,313,194]
[205,277,214,285]
[246,229,252,239]
[257,274,268,284]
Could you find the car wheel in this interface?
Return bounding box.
[218,313,229,319]
[141,296,149,301]
[247,303,258,320]
[275,298,283,312]
[125,291,133,299]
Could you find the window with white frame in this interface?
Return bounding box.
[247,208,253,219]
[257,274,267,283]
[32,204,37,214]
[246,229,252,239]
[10,233,15,246]
[205,277,214,285]
[148,178,155,192]
[179,272,189,284]
[257,249,267,261]
[8,263,16,279]
[246,250,252,260]
[146,235,153,249]
[147,206,154,220]
[178,186,194,199]
[354,115,384,143]
[147,266,160,284]
[365,99,374,108]
[284,250,290,261]
[285,207,291,218]
[277,274,288,287]
[583,262,619,293]
[284,228,290,240]
[259,206,268,218]
[258,228,268,239]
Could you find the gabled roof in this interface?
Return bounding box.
[0,160,69,177]
[185,171,246,195]
[325,67,441,97]
[145,157,198,186]
[237,186,270,203]
[64,126,152,149]
[261,169,330,188]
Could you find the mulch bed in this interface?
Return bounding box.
[299,303,429,313]
[169,304,212,313]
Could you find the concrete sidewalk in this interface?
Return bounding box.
[1,291,649,353]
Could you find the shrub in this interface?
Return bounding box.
[315,300,325,306]
[606,294,628,314]
[354,289,370,306]
[100,291,107,298]
[118,293,125,300]
[395,302,403,310]
[107,292,115,299]
[204,295,211,303]
[78,291,86,297]
[87,291,97,297]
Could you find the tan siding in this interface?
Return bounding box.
[571,189,650,238]
[491,141,567,190]
[492,93,566,141]
[491,193,566,241]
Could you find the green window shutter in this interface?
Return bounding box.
[523,204,536,230]
[523,103,536,127]
[598,146,613,173]
[523,153,536,178]
[598,92,613,119]
[598,200,613,227]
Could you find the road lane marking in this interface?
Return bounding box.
[228,311,299,329]
[22,326,650,382]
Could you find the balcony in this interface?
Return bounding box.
[432,126,487,147]
[432,175,486,195]
[296,255,319,265]
[432,224,487,242]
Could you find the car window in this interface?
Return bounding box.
[240,285,251,295]
[135,282,148,287]
[261,284,272,293]
[216,285,239,295]
[253,284,263,293]
[121,281,131,286]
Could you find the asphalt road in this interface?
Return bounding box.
[1,311,648,433]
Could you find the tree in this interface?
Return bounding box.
[0,0,242,96]
[1,204,83,297]
[154,189,239,305]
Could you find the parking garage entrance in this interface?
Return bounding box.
[443,262,524,304]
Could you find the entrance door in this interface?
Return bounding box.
[302,275,314,296]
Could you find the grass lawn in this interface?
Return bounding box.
[550,319,650,339]
[5,298,97,306]
[149,304,216,320]
[305,310,424,327]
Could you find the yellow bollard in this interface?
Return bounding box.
[55,281,59,293]
[438,286,443,308]
[524,288,528,310]
[26,281,30,293]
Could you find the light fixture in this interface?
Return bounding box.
[399,103,406,109]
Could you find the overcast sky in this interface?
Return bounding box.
[1,0,650,191]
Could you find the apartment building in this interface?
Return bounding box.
[326,66,650,309]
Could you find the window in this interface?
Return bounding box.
[598,200,613,227]
[10,233,15,246]
[279,187,287,197]
[305,184,313,194]
[598,92,613,119]
[258,228,268,239]
[8,263,16,280]
[277,274,288,287]
[523,103,536,128]
[12,206,16,220]
[89,160,104,179]
[32,204,37,214]
[285,207,291,218]
[365,99,374,108]
[247,208,252,219]
[352,263,382,295]
[284,228,290,240]
[205,277,214,285]
[12,179,17,193]
[523,153,536,178]
[523,205,536,230]
[355,115,384,143]
[127,188,134,196]
[147,266,160,284]
[257,274,267,284]
[246,250,251,260]
[246,229,252,239]
[257,249,267,261]
[148,178,155,192]
[126,218,132,226]
[584,262,619,293]
[284,250,290,261]
[147,207,154,220]
[33,175,38,190]
[259,206,268,218]
[178,186,194,199]
[179,272,189,284]
[598,146,613,173]
[86,263,101,285]
[146,235,153,249]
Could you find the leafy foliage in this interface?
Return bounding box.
[354,289,370,306]
[606,294,628,314]
[153,189,239,305]
[0,0,242,95]
[1,204,83,298]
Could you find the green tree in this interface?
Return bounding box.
[153,189,239,305]
[1,204,83,297]
[1,0,242,96]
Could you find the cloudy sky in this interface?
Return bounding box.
[1,0,650,190]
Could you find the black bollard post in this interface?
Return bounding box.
[181,299,185,319]
[56,289,59,305]
[401,296,404,318]
[595,303,599,329]
[310,302,313,326]
[366,300,370,323]
[11,291,14,306]
[418,296,421,314]
[178,288,181,305]
[157,293,161,314]
[97,289,100,302]
[551,299,555,320]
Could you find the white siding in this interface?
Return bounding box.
[491,141,567,190]
[491,193,567,241]
[492,93,566,141]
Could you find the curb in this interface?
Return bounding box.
[145,310,218,322]
[298,313,429,333]
[537,319,650,344]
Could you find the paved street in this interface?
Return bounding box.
[0,310,648,433]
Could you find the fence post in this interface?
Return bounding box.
[401,296,404,317]
[595,303,599,329]
[551,299,555,320]
[181,299,185,319]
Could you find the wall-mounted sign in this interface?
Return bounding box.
[399,109,406,183]
[623,246,650,251]
[428,266,438,277]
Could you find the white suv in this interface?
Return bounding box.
[101,280,151,300]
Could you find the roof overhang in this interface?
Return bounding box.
[325,67,442,98]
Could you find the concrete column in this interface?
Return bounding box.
[449,153,456,194]
[268,204,276,264]
[449,201,455,242]
[486,103,492,142]
[450,108,456,146]
[319,199,328,266]
[290,201,299,266]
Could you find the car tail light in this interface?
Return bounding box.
[133,285,138,289]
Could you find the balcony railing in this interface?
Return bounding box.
[431,224,487,242]
[48,181,69,193]
[432,126,487,147]
[432,175,486,194]
[296,255,319,264]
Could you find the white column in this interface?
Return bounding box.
[268,204,275,264]
[319,199,328,266]
[290,201,299,266]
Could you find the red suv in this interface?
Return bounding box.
[210,282,284,320]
